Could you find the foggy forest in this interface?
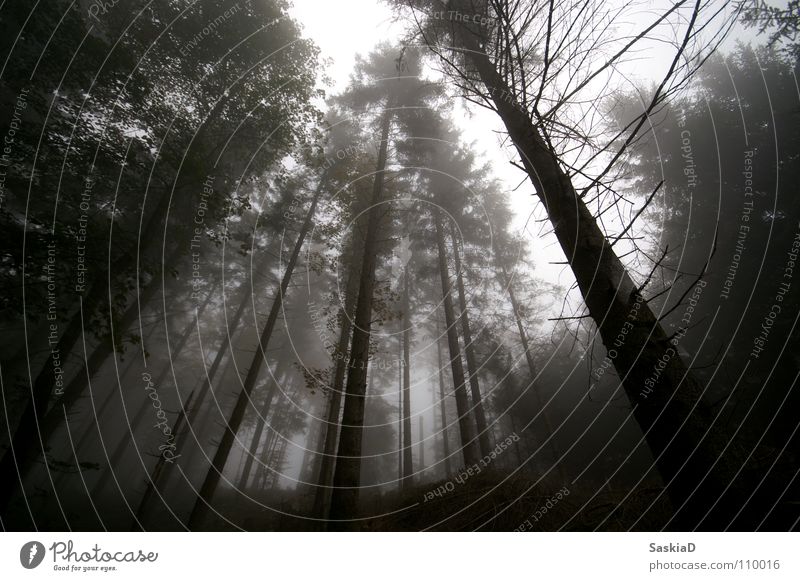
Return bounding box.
[1,0,799,532]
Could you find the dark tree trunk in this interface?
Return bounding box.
[449,228,491,457]
[434,211,479,468]
[33,243,186,470]
[328,105,392,527]
[68,320,160,463]
[418,416,425,472]
[401,267,413,489]
[397,332,403,485]
[236,360,287,490]
[185,283,253,432]
[499,264,562,476]
[311,238,362,519]
[188,174,326,528]
[455,31,729,527]
[435,315,452,478]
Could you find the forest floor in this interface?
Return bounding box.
[204,471,674,531]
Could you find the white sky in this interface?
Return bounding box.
[290,0,404,92]
[287,0,756,300]
[288,0,549,266]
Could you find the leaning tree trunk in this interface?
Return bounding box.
[449,228,491,457]
[451,24,728,527]
[252,374,297,489]
[434,211,480,467]
[67,318,160,466]
[328,105,393,528]
[311,237,362,519]
[236,358,288,490]
[132,389,195,528]
[187,174,327,528]
[401,266,413,489]
[499,263,563,477]
[418,416,425,472]
[184,283,253,434]
[253,378,299,489]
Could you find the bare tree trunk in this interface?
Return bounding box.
[449,228,491,457]
[328,105,392,527]
[252,375,298,490]
[401,267,413,489]
[418,416,425,473]
[311,239,362,519]
[397,332,403,488]
[455,31,727,526]
[434,211,480,468]
[185,283,253,433]
[144,283,253,499]
[501,265,538,378]
[188,174,326,528]
[68,319,160,464]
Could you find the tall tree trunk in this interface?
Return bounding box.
[434,211,480,468]
[236,360,287,490]
[328,105,393,527]
[397,331,403,486]
[501,265,538,378]
[418,415,425,472]
[145,283,253,498]
[311,238,362,519]
[499,264,563,477]
[301,406,326,489]
[254,379,299,490]
[453,29,728,526]
[435,315,452,478]
[449,228,491,457]
[68,319,160,463]
[188,174,326,528]
[401,267,413,489]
